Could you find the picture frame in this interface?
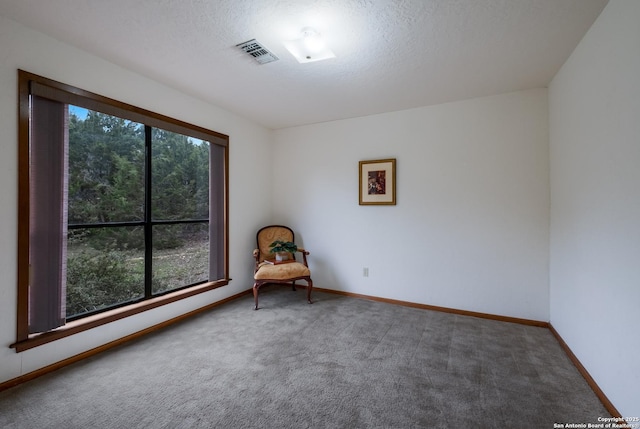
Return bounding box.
[359,158,396,205]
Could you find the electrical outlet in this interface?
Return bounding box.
[363,267,369,277]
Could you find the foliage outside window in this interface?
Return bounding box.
[13,70,229,352]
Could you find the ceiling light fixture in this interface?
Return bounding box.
[283,27,335,64]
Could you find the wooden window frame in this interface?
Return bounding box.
[12,70,230,353]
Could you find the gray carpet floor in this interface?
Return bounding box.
[0,288,609,428]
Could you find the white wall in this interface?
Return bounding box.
[549,0,640,417]
[273,89,550,321]
[0,16,273,384]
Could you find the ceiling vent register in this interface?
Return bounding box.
[236,39,279,64]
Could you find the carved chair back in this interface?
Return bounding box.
[256,225,296,263]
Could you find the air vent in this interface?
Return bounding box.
[236,39,279,64]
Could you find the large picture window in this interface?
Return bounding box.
[14,70,229,351]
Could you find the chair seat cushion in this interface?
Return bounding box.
[254,262,310,280]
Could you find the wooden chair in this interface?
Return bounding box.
[252,225,313,310]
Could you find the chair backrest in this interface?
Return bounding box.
[256,225,295,262]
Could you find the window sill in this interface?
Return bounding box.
[10,279,229,353]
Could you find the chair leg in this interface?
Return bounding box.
[306,278,313,304]
[292,280,296,291]
[253,284,260,310]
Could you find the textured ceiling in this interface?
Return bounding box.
[0,0,608,129]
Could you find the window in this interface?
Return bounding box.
[13,70,229,351]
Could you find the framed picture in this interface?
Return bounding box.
[359,158,396,205]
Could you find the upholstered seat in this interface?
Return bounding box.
[254,261,310,280]
[252,225,313,310]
